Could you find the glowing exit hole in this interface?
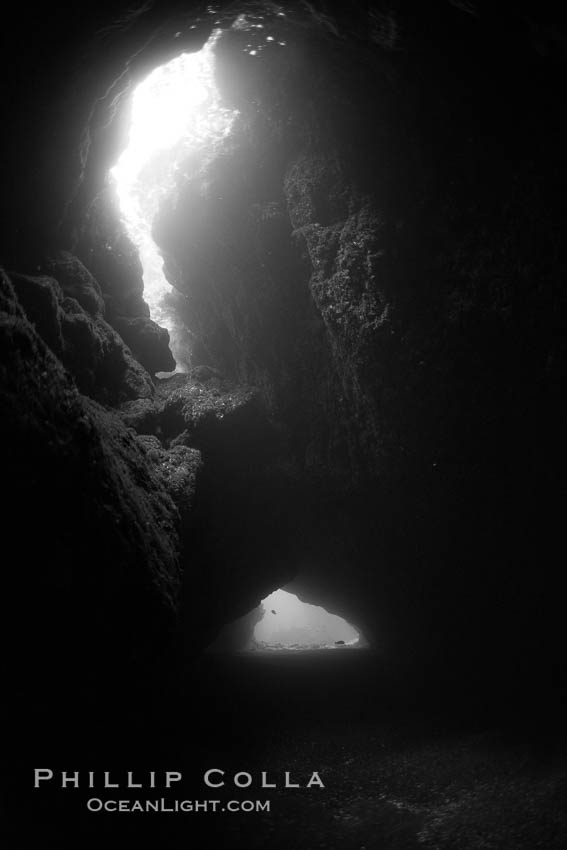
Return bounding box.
[252,589,362,651]
[110,31,238,370]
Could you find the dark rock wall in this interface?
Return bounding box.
[154,3,567,680]
[1,0,566,706]
[0,271,194,706]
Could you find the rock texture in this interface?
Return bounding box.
[0,271,191,702]
[9,264,155,403]
[152,3,567,679]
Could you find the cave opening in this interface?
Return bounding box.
[109,29,238,371]
[207,587,368,654]
[252,588,364,652]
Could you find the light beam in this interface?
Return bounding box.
[110,31,238,371]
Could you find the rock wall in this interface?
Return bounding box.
[0,270,193,704]
[154,3,567,681]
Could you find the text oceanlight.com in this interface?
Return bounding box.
[86,798,271,813]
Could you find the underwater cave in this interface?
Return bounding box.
[1,1,566,848]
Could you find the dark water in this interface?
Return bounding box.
[5,650,567,849]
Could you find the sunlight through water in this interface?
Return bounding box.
[110,31,238,371]
[253,589,361,651]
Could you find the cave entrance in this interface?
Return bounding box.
[109,29,238,370]
[252,589,363,652]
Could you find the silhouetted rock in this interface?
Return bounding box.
[112,314,176,374]
[10,268,154,403]
[0,274,183,699]
[45,251,105,316]
[76,187,149,318]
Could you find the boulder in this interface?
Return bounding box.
[10,269,154,403]
[45,250,105,315]
[112,314,176,375]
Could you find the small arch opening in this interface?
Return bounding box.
[206,588,368,654]
[252,589,364,651]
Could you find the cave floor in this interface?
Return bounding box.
[7,651,567,849]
